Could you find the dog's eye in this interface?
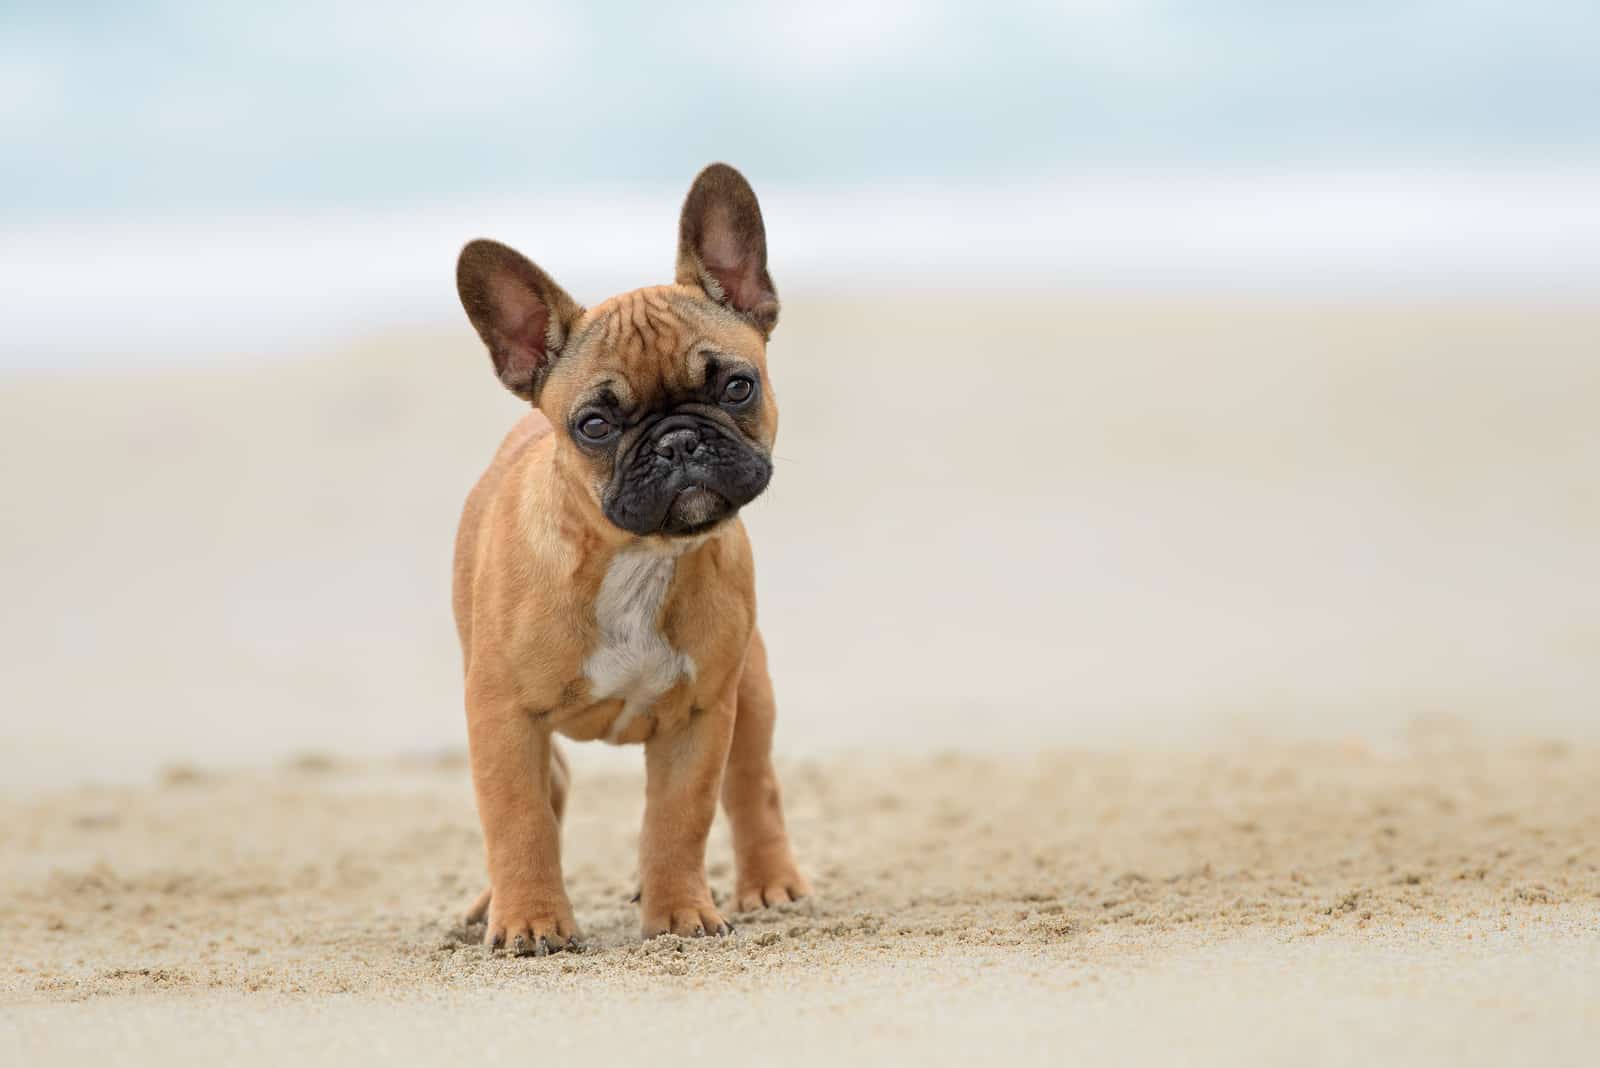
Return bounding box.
[722,375,755,405]
[577,414,613,441]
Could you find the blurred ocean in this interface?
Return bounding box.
[4,166,1598,370]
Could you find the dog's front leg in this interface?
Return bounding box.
[466,674,578,954]
[638,691,738,938]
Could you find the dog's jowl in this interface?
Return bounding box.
[451,164,811,953]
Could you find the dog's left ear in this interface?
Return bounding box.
[675,163,779,336]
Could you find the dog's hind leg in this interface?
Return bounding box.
[548,740,570,825]
[720,628,811,912]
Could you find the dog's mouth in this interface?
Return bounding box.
[663,486,731,536]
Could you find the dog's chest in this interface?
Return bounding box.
[581,548,696,741]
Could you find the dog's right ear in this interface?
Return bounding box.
[456,239,584,402]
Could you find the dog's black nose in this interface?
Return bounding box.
[653,426,701,461]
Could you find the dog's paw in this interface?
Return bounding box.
[482,893,581,956]
[734,864,813,913]
[640,896,733,939]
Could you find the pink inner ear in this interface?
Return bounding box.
[700,206,764,311]
[488,274,551,377]
[701,206,744,272]
[707,261,760,310]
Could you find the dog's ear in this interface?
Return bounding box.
[675,163,779,336]
[456,239,584,402]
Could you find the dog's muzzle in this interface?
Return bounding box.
[603,414,771,537]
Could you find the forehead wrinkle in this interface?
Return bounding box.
[643,308,689,380]
[621,291,695,391]
[664,289,766,361]
[663,288,745,334]
[566,304,618,356]
[566,286,765,410]
[619,296,654,398]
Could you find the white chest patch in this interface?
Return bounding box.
[583,546,696,742]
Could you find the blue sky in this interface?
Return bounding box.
[4,1,1599,222]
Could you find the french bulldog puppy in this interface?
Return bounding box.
[452,164,810,954]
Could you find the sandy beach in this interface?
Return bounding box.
[3,296,1598,1062]
[3,736,1598,1064]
